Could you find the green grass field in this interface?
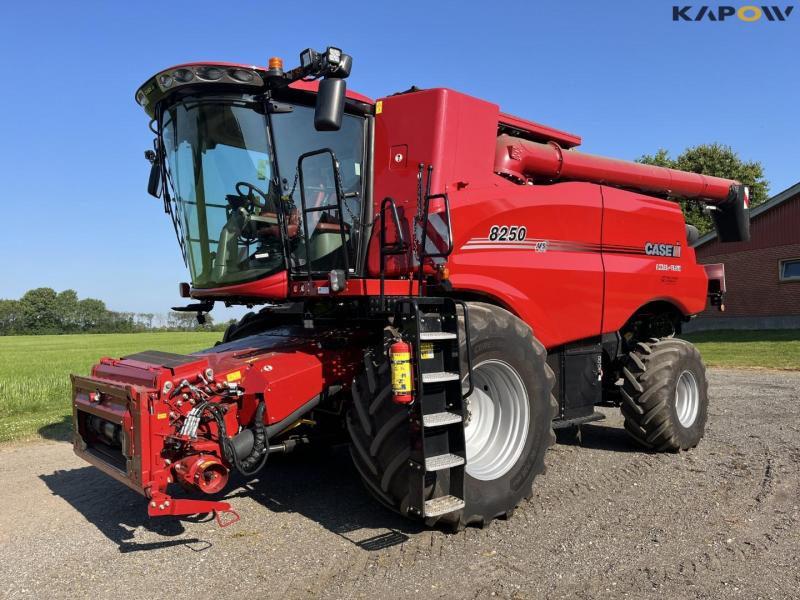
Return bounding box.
[0,332,220,443]
[0,329,797,444]
[683,329,800,370]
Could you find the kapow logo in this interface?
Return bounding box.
[673,5,795,20]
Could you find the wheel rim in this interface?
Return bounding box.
[675,370,700,428]
[463,359,530,481]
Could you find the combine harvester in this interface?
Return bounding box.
[72,47,748,529]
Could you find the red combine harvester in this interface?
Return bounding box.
[72,47,749,529]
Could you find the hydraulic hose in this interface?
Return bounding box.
[208,400,269,478]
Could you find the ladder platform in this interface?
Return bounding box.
[424,495,465,517]
[419,331,457,341]
[422,411,463,427]
[425,453,465,471]
[421,371,460,384]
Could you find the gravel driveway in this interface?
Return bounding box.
[1,368,798,599]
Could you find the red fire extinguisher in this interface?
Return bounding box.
[389,341,414,404]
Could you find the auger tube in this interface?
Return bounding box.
[494,134,741,204]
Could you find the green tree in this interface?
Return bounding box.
[108,311,136,333]
[167,311,203,331]
[77,298,108,331]
[19,287,60,334]
[0,299,21,335]
[138,313,155,330]
[637,144,769,235]
[56,289,80,333]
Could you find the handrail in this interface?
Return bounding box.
[379,196,408,311]
[296,148,350,283]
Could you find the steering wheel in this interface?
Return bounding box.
[229,181,274,244]
[235,181,273,212]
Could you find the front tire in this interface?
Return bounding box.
[620,338,709,451]
[220,306,303,343]
[347,302,557,528]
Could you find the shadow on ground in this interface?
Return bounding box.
[38,415,72,442]
[231,447,422,549]
[39,466,213,553]
[576,422,640,453]
[39,444,420,554]
[553,412,639,454]
[41,420,635,554]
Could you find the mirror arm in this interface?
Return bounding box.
[262,47,352,132]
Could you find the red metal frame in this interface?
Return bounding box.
[189,270,418,300]
[72,326,367,519]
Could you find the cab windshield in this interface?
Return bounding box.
[161,94,365,288]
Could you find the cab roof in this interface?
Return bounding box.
[135,61,373,117]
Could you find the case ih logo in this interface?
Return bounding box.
[673,5,794,20]
[645,242,682,258]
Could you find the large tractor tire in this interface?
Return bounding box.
[221,311,262,343]
[221,306,302,343]
[620,337,709,451]
[347,302,557,529]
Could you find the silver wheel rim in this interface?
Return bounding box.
[463,359,530,481]
[675,370,699,427]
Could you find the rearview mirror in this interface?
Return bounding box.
[148,160,162,198]
[314,78,346,131]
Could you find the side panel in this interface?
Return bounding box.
[367,88,499,276]
[448,182,604,349]
[600,186,708,333]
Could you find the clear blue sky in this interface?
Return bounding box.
[1,0,797,318]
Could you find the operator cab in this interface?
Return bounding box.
[137,48,371,296]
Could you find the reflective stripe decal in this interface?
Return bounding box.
[461,237,649,255]
[414,212,448,265]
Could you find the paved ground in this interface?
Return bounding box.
[1,368,799,599]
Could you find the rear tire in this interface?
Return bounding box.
[619,338,709,451]
[347,302,557,529]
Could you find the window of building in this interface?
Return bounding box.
[779,258,800,281]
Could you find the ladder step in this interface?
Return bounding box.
[421,371,460,384]
[419,331,457,341]
[425,453,465,471]
[424,495,465,517]
[422,411,463,427]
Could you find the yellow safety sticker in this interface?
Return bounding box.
[391,352,412,393]
[156,412,168,420]
[375,100,383,115]
[420,342,434,360]
[226,370,242,382]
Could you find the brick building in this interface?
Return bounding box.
[689,181,800,330]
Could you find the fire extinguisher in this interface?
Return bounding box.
[389,340,414,404]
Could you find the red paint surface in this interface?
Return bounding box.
[366,87,711,347]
